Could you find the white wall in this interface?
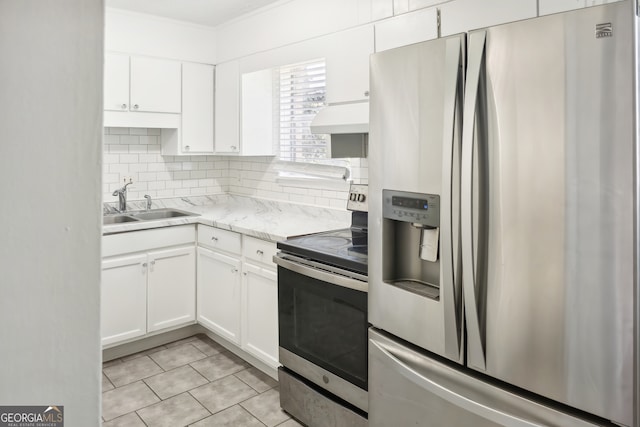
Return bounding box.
[103,128,228,203]
[0,1,103,425]
[106,8,217,64]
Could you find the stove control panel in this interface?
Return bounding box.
[347,184,368,212]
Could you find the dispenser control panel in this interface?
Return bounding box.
[347,184,368,212]
[383,189,439,227]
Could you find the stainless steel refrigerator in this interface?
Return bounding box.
[368,2,637,426]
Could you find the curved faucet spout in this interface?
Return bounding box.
[112,178,133,212]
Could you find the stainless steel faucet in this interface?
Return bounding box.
[144,194,152,211]
[112,178,133,212]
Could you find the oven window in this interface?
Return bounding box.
[278,266,368,390]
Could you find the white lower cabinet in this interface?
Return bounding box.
[197,246,242,344]
[196,226,280,369]
[101,226,196,347]
[101,253,148,346]
[147,246,196,332]
[242,263,279,369]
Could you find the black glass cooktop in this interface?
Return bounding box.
[277,227,368,275]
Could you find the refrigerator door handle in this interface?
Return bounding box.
[441,35,464,362]
[461,30,487,370]
[370,338,544,427]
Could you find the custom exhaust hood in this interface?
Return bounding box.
[310,102,369,158]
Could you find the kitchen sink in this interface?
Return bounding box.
[103,214,139,225]
[103,208,198,225]
[131,208,196,221]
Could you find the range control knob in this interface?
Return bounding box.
[349,193,357,201]
[357,194,366,203]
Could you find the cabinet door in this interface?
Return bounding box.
[538,0,622,15]
[182,63,214,154]
[147,246,196,332]
[439,0,537,37]
[375,8,438,52]
[130,56,181,113]
[214,60,240,154]
[197,247,241,343]
[241,69,275,156]
[242,263,279,368]
[101,253,147,346]
[104,53,130,112]
[325,25,374,104]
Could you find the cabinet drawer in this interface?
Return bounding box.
[103,225,196,258]
[198,225,241,254]
[243,236,277,267]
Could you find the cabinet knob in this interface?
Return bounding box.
[256,250,264,256]
[243,272,247,276]
[230,146,237,151]
[231,268,238,274]
[133,104,139,110]
[151,260,156,265]
[364,91,370,97]
[121,103,127,110]
[211,236,218,241]
[142,262,147,267]
[184,145,190,151]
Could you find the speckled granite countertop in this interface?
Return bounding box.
[102,194,352,242]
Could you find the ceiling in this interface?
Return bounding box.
[105,0,284,27]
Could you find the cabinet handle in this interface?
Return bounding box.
[184,145,190,151]
[133,104,139,110]
[142,263,147,267]
[243,272,247,276]
[211,236,218,241]
[230,145,237,151]
[121,103,127,110]
[364,90,370,97]
[231,268,238,274]
[256,250,264,256]
[151,260,156,265]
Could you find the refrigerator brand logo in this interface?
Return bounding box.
[595,23,613,38]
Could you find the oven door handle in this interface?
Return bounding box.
[273,254,368,293]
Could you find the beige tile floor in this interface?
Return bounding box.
[102,334,303,427]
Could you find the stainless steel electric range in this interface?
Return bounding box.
[274,184,368,427]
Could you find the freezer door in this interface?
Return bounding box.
[369,33,465,363]
[368,328,601,427]
[461,2,634,425]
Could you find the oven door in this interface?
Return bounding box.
[274,253,368,412]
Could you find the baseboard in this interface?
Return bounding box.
[101,324,279,382]
[195,325,279,381]
[102,324,200,362]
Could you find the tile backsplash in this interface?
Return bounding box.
[103,128,368,209]
[103,128,228,202]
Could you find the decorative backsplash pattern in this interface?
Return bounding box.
[103,128,368,209]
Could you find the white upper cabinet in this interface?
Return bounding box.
[104,53,130,111]
[241,69,275,156]
[180,62,214,154]
[439,0,537,37]
[375,7,438,52]
[104,53,182,117]
[538,0,623,15]
[324,25,374,104]
[214,60,241,154]
[130,56,181,113]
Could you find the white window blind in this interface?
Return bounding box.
[278,58,327,162]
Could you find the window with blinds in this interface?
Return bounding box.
[278,58,327,162]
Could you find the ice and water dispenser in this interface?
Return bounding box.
[382,189,441,300]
